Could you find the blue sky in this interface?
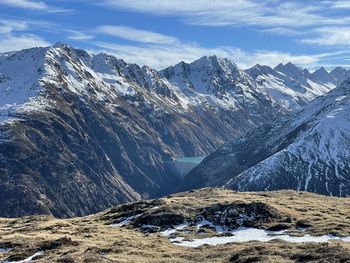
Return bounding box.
[1,0,350,70]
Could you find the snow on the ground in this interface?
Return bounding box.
[0,48,50,124]
[108,211,350,247]
[110,213,143,227]
[160,219,350,248]
[3,251,44,263]
[172,227,350,247]
[161,223,189,236]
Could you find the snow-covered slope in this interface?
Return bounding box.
[184,79,350,197]
[246,63,336,111]
[0,47,51,122]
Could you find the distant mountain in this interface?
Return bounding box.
[274,62,311,84]
[0,44,282,217]
[330,67,350,85]
[310,67,334,84]
[184,79,350,197]
[161,55,280,120]
[246,63,337,110]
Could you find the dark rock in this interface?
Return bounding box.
[295,219,312,228]
[39,237,79,250]
[133,212,185,228]
[266,223,290,231]
[200,202,289,228]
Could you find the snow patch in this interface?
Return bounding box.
[172,227,350,248]
[3,251,44,263]
[110,213,143,227]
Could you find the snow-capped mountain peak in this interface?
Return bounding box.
[245,64,275,79]
[246,62,336,111]
[274,62,308,84]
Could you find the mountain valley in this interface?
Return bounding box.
[1,43,350,219]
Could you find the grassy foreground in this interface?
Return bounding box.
[1,188,350,262]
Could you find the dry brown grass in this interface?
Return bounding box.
[1,188,350,262]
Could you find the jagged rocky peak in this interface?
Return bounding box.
[275,62,303,73]
[313,66,328,74]
[91,52,127,73]
[191,55,238,73]
[245,64,275,79]
[310,66,333,84]
[330,66,350,85]
[160,55,255,95]
[53,41,69,48]
[274,62,308,83]
[330,66,347,76]
[46,43,181,103]
[161,55,239,79]
[302,68,311,78]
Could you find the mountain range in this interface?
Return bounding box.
[0,43,349,217]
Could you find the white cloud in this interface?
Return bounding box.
[325,1,350,9]
[98,0,350,48]
[0,0,48,10]
[0,0,72,13]
[99,0,350,29]
[95,25,178,44]
[0,34,50,53]
[67,31,95,41]
[0,19,28,34]
[301,27,350,46]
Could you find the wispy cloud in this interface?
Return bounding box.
[98,0,350,49]
[301,27,350,46]
[99,0,350,30]
[325,0,350,9]
[67,30,95,41]
[0,0,72,13]
[95,25,178,44]
[0,18,50,53]
[0,19,27,34]
[0,34,49,52]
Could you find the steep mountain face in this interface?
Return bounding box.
[330,67,350,85]
[275,62,311,84]
[0,44,282,217]
[184,79,350,197]
[246,63,336,111]
[310,67,334,84]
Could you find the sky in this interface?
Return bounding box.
[1,0,350,70]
